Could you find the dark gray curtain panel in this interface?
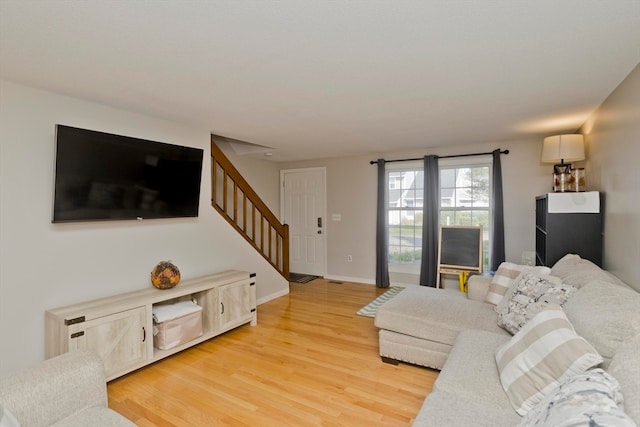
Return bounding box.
[419,155,439,287]
[490,149,505,271]
[375,159,390,288]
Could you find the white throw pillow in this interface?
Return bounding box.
[497,273,577,335]
[518,368,635,427]
[495,304,602,416]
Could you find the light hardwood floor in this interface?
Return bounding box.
[108,279,438,426]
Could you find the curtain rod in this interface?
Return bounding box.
[369,149,509,165]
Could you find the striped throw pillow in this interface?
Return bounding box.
[486,263,551,311]
[495,304,602,416]
[485,262,525,306]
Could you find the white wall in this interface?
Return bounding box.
[0,80,289,375]
[280,138,552,284]
[277,65,640,289]
[581,64,640,290]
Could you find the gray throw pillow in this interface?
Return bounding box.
[497,273,576,335]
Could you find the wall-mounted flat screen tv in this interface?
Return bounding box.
[53,125,204,223]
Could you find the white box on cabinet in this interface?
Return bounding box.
[547,191,600,213]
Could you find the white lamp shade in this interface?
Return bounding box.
[541,134,585,163]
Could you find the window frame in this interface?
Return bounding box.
[386,162,424,268]
[386,156,493,273]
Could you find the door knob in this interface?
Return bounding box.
[317,230,322,234]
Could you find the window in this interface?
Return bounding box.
[387,168,423,264]
[386,158,492,271]
[440,161,491,269]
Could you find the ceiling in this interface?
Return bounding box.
[1,1,639,162]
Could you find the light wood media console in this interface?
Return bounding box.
[45,270,256,381]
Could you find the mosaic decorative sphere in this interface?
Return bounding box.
[151,261,181,289]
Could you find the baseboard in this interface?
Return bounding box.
[257,287,290,305]
[324,274,376,285]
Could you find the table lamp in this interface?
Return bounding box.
[541,134,585,192]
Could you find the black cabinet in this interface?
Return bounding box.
[535,193,603,267]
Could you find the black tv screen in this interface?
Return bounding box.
[53,125,204,223]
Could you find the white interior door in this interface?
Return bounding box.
[281,168,326,277]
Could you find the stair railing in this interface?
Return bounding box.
[210,138,289,279]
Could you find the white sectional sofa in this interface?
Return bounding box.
[375,254,640,426]
[0,350,135,427]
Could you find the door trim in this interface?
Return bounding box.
[280,167,327,277]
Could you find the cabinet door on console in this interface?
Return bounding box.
[219,280,255,331]
[67,306,147,380]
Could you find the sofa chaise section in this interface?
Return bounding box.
[374,282,509,370]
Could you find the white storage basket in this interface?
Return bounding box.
[152,300,203,350]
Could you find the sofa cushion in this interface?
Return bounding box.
[413,391,521,427]
[563,279,640,367]
[435,330,512,408]
[378,329,451,370]
[467,275,492,302]
[375,286,509,347]
[518,369,635,427]
[495,304,602,416]
[551,254,628,290]
[51,407,136,427]
[485,263,550,308]
[607,333,640,425]
[497,273,576,335]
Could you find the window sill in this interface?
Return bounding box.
[388,263,420,274]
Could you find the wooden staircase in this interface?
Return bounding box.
[210,137,289,279]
